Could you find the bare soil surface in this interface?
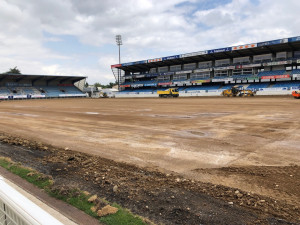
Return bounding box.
[0,97,299,224]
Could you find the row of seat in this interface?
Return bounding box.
[123,70,300,87]
[0,86,84,97]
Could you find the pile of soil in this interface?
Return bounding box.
[0,134,299,225]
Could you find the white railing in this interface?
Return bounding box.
[0,177,63,225]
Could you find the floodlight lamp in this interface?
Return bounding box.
[116,35,122,45]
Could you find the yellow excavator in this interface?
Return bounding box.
[222,85,255,97]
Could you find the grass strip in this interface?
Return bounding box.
[0,157,148,225]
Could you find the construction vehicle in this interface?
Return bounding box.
[222,86,255,97]
[292,90,300,99]
[157,88,179,98]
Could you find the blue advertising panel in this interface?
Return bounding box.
[162,55,180,61]
[144,83,157,87]
[159,72,174,76]
[122,60,147,67]
[289,36,300,43]
[207,47,231,54]
[257,38,288,47]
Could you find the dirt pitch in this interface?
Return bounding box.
[0,97,299,224]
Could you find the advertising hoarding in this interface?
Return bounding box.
[232,43,257,51]
[162,55,180,61]
[181,51,207,58]
[158,82,172,85]
[191,79,210,84]
[208,47,231,54]
[148,58,162,63]
[261,74,290,79]
[175,70,192,74]
[194,68,212,73]
[212,78,233,82]
[144,83,157,87]
[262,60,292,66]
[111,64,121,68]
[257,38,288,47]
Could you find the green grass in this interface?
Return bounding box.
[49,190,97,218]
[100,203,146,225]
[0,158,51,189]
[0,157,148,225]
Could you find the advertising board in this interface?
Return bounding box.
[214,66,235,71]
[181,51,207,58]
[158,82,172,86]
[111,64,121,68]
[235,63,261,69]
[191,79,210,84]
[261,74,290,79]
[212,78,233,82]
[175,70,192,74]
[208,47,231,54]
[162,55,180,61]
[122,60,147,67]
[288,36,300,42]
[131,84,143,88]
[262,60,292,66]
[173,81,191,85]
[148,58,162,63]
[144,83,157,87]
[257,38,288,47]
[193,68,212,73]
[120,84,130,88]
[232,43,257,51]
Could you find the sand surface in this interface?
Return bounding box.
[0,97,299,206]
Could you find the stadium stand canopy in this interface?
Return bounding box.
[0,73,87,100]
[111,36,300,95]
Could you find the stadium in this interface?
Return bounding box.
[112,36,300,97]
[0,74,86,100]
[0,38,300,225]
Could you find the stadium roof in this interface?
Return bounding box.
[111,36,300,73]
[0,73,87,83]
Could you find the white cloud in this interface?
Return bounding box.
[1,0,300,84]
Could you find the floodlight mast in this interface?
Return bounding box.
[116,35,122,91]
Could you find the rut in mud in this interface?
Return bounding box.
[0,135,299,225]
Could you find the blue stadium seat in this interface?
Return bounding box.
[257,70,289,77]
[246,83,270,90]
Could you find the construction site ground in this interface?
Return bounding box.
[0,97,299,224]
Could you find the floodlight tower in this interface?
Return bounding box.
[115,35,122,90]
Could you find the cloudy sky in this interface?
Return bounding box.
[1,0,300,84]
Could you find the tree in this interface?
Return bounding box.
[4,66,21,74]
[84,81,89,87]
[94,82,102,88]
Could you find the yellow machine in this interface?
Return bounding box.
[157,88,179,98]
[222,86,255,97]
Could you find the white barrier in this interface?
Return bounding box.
[0,176,63,225]
[115,87,298,98]
[59,94,86,97]
[256,90,293,96]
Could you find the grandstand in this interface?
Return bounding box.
[111,36,300,97]
[0,73,87,100]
